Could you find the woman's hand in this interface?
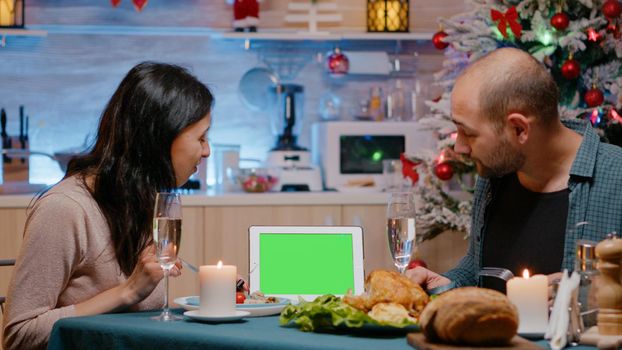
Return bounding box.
[74,245,182,316]
[122,245,181,305]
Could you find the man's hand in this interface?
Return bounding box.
[405,266,451,291]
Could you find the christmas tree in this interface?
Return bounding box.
[404,0,622,242]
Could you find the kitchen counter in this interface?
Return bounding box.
[0,190,390,208]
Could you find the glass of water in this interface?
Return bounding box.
[386,191,416,274]
[152,192,182,321]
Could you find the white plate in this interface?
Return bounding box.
[174,296,290,317]
[518,332,545,340]
[184,310,250,323]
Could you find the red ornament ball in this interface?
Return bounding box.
[561,59,581,80]
[585,88,605,107]
[551,13,570,31]
[326,48,349,77]
[602,0,622,19]
[432,31,449,50]
[434,162,454,181]
[110,0,121,6]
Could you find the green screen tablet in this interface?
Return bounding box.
[249,226,365,301]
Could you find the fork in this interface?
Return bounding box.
[478,267,515,281]
[179,258,199,273]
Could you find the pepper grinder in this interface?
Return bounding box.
[595,233,622,335]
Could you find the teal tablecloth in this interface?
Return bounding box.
[47,309,591,350]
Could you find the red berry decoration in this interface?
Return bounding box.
[432,31,449,50]
[326,47,349,77]
[585,88,605,107]
[132,0,148,11]
[407,259,428,270]
[561,59,581,80]
[551,13,570,31]
[602,0,622,19]
[110,0,121,7]
[434,162,454,181]
[236,292,246,304]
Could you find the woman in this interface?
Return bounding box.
[2,62,213,350]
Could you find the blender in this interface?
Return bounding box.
[267,83,322,192]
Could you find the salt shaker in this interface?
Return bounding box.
[575,239,600,328]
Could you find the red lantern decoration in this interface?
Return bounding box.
[132,0,148,12]
[432,30,449,50]
[326,47,349,77]
[551,13,570,31]
[602,0,622,19]
[585,88,605,107]
[434,162,454,181]
[561,59,581,80]
[110,0,121,7]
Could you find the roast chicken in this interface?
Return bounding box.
[343,270,429,321]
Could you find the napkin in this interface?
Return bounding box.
[545,270,581,350]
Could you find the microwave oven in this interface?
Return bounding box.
[311,121,435,191]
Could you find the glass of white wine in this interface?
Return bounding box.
[152,192,182,321]
[386,191,416,274]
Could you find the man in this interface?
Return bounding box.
[407,47,622,293]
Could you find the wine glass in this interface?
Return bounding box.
[152,192,183,321]
[386,191,416,274]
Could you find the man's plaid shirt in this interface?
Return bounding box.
[443,119,622,287]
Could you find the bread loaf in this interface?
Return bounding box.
[419,287,519,346]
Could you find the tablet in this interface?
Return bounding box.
[248,225,365,301]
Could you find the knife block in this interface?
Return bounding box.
[2,136,29,182]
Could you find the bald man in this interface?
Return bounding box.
[407,48,622,294]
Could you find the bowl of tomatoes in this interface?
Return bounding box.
[235,167,279,193]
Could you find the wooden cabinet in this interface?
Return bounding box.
[0,208,28,327]
[195,205,342,299]
[341,205,469,275]
[0,202,469,311]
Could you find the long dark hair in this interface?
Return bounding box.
[65,62,214,276]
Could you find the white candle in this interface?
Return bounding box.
[506,269,549,333]
[199,261,237,316]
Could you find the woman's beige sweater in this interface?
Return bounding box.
[2,176,164,350]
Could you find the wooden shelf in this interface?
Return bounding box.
[27,25,431,42]
[219,30,433,41]
[0,28,48,37]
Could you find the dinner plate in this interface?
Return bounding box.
[174,296,291,317]
[340,322,419,334]
[518,332,545,340]
[184,310,250,323]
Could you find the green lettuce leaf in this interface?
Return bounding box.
[279,294,418,332]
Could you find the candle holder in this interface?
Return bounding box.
[367,0,409,33]
[0,0,24,28]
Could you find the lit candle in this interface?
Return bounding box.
[199,261,237,316]
[506,269,549,333]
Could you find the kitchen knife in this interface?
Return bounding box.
[0,108,6,139]
[19,106,25,163]
[1,108,9,164]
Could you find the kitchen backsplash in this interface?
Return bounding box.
[0,1,448,186]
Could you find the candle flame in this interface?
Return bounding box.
[522,269,530,279]
[217,260,223,269]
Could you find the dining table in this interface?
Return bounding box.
[46,308,599,350]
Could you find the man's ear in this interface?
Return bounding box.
[506,113,530,144]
